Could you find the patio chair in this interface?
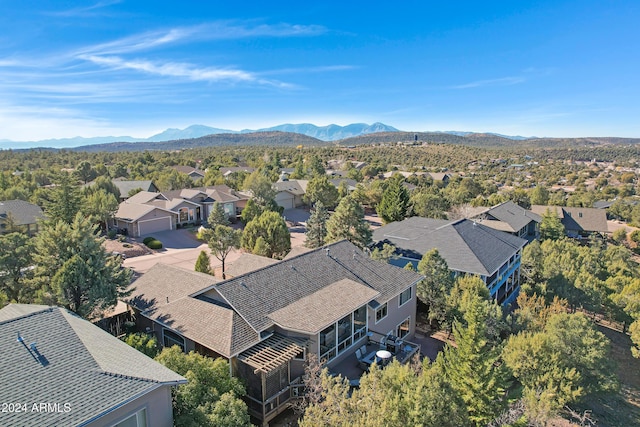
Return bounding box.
[359,344,367,355]
[355,349,362,361]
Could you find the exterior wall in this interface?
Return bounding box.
[275,192,295,210]
[88,385,174,427]
[172,201,199,225]
[368,283,417,341]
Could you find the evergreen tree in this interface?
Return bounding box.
[46,173,82,224]
[377,175,410,224]
[305,201,329,248]
[540,208,565,240]
[241,211,291,259]
[0,232,34,302]
[417,249,454,325]
[83,188,119,230]
[31,213,131,318]
[207,202,230,228]
[304,175,339,209]
[442,295,510,426]
[195,250,214,276]
[325,196,372,249]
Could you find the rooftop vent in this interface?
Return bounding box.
[17,332,24,343]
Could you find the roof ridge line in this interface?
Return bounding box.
[0,305,55,325]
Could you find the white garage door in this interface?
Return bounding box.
[277,197,294,210]
[138,217,172,236]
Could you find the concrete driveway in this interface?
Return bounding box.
[138,229,202,249]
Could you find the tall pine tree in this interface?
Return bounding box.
[305,201,329,248]
[377,175,409,224]
[325,196,372,249]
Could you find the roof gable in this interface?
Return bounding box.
[0,200,45,225]
[0,305,184,426]
[372,217,526,276]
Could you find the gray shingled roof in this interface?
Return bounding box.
[482,201,541,232]
[0,199,45,226]
[530,205,608,233]
[372,217,526,276]
[0,305,185,427]
[204,240,423,333]
[112,180,157,197]
[126,264,258,357]
[226,253,279,278]
[268,279,380,334]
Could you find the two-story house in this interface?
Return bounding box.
[124,240,422,425]
[372,217,527,306]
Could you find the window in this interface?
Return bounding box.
[375,303,388,323]
[111,408,147,427]
[179,207,189,222]
[396,317,410,339]
[163,329,185,352]
[319,324,336,361]
[399,286,412,307]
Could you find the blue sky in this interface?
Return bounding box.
[1,0,639,143]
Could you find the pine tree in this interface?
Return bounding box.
[377,175,410,224]
[31,213,131,318]
[195,250,214,276]
[241,211,290,259]
[442,296,509,426]
[325,196,372,249]
[201,225,241,279]
[46,173,82,224]
[208,202,230,228]
[417,249,454,325]
[304,201,329,248]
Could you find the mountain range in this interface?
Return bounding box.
[0,122,400,149]
[0,122,544,150]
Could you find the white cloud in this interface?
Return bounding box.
[80,55,291,87]
[46,0,123,18]
[451,76,526,89]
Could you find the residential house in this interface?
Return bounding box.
[171,165,205,181]
[125,240,422,425]
[0,199,45,236]
[372,217,527,306]
[112,185,244,236]
[273,180,308,210]
[530,205,609,240]
[219,166,256,177]
[472,200,541,242]
[111,179,159,201]
[0,304,185,427]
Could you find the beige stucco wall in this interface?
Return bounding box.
[88,384,174,427]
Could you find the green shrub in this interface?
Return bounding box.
[142,236,156,245]
[631,230,640,244]
[123,243,133,248]
[146,239,163,249]
[107,229,117,239]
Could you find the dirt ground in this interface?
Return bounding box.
[103,237,152,258]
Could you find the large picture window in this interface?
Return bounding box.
[179,207,189,223]
[319,304,368,363]
[375,302,388,323]
[163,329,185,352]
[399,286,412,307]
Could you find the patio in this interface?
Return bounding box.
[329,334,421,381]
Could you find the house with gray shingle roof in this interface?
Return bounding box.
[372,217,527,306]
[111,184,244,236]
[0,304,185,427]
[472,200,541,242]
[111,179,159,200]
[530,205,609,240]
[0,199,45,236]
[124,240,423,425]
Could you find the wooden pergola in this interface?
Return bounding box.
[238,334,306,374]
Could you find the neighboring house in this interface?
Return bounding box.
[125,240,422,425]
[112,179,159,201]
[112,185,244,236]
[473,200,541,242]
[171,165,206,181]
[220,166,256,177]
[273,180,308,210]
[372,217,527,306]
[329,178,358,193]
[0,200,45,236]
[530,205,609,240]
[426,172,451,184]
[0,304,185,427]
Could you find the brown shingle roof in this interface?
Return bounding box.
[268,279,380,334]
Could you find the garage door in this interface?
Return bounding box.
[138,216,172,236]
[277,197,294,210]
